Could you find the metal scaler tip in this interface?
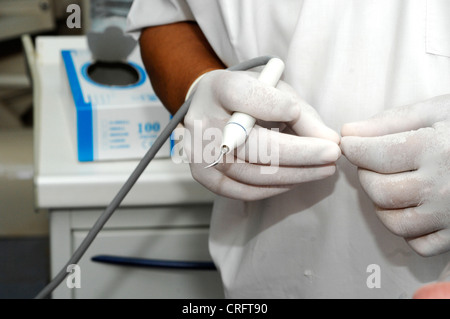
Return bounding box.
[204,146,229,169]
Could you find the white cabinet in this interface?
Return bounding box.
[50,205,224,299]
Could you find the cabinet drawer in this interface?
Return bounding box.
[70,228,224,299]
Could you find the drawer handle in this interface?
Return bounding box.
[91,255,217,270]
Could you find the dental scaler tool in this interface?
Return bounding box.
[205,57,285,168]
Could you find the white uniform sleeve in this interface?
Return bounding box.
[126,0,195,37]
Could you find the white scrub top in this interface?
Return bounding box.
[128,0,450,298]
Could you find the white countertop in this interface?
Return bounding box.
[34,36,215,209]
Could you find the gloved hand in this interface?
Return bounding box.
[341,95,450,256]
[175,69,341,201]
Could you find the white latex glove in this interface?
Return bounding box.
[174,69,341,201]
[341,95,450,256]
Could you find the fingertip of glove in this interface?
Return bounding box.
[338,137,358,160]
[329,131,342,145]
[321,143,342,163]
[319,129,341,145]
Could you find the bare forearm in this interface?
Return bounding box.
[139,21,225,114]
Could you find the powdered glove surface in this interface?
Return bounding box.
[175,69,341,201]
[341,95,450,256]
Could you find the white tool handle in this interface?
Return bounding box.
[221,58,285,153]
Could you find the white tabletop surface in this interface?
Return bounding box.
[34,36,215,209]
